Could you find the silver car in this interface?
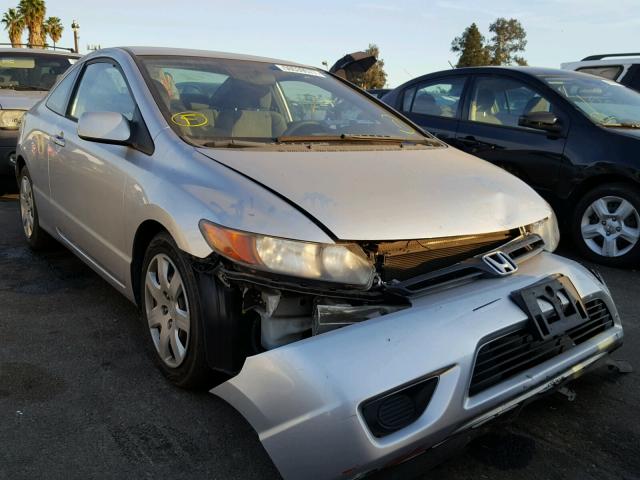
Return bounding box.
[15,47,623,479]
[0,48,79,195]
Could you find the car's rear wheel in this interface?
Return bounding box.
[18,167,51,250]
[140,232,213,389]
[572,183,640,267]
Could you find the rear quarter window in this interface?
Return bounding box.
[576,65,623,81]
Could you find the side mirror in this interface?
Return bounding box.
[518,111,562,133]
[77,111,131,145]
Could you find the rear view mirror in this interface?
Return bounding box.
[77,111,131,145]
[518,111,562,133]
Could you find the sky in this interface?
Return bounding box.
[6,0,640,87]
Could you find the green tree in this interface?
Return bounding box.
[2,8,25,47]
[451,23,491,67]
[348,44,387,89]
[18,0,46,47]
[44,16,63,48]
[488,17,528,66]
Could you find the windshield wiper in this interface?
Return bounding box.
[201,139,268,148]
[600,122,640,129]
[276,134,435,145]
[11,85,47,91]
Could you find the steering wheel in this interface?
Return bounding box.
[281,121,331,136]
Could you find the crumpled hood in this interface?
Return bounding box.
[198,146,552,241]
[0,89,46,110]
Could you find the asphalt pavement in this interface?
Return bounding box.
[0,194,638,480]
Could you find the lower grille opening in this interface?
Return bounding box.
[469,298,614,396]
[361,376,438,438]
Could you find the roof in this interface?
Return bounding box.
[446,66,578,76]
[0,47,80,58]
[405,66,588,83]
[582,53,640,61]
[119,46,308,67]
[562,58,640,69]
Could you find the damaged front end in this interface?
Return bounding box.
[187,217,619,480]
[193,220,549,376]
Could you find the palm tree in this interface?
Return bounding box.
[18,0,46,48]
[1,8,25,48]
[44,16,63,48]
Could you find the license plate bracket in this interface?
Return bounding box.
[511,275,588,341]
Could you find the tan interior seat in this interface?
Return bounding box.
[471,88,502,125]
[214,82,287,138]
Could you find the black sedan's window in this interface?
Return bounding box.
[408,78,465,119]
[468,76,552,128]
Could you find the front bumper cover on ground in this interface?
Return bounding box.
[211,252,623,479]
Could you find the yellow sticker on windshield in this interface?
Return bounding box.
[171,112,209,127]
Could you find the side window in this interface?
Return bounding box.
[407,77,465,118]
[46,67,79,116]
[621,65,640,92]
[576,66,622,81]
[69,62,136,121]
[468,76,552,128]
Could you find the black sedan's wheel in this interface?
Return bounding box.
[140,232,213,389]
[18,167,51,250]
[572,183,640,267]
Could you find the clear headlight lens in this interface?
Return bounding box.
[199,220,375,288]
[0,109,26,130]
[526,211,560,252]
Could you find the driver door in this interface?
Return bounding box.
[455,75,570,197]
[49,60,138,286]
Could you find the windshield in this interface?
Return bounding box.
[139,56,433,146]
[0,53,76,91]
[539,72,640,127]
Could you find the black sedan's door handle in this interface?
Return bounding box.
[460,135,479,146]
[459,135,496,151]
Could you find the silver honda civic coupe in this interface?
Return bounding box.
[16,47,623,479]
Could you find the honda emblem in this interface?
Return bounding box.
[482,251,518,276]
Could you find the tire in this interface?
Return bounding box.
[140,231,214,389]
[571,183,640,267]
[18,166,52,250]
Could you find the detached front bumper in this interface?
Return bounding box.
[212,252,623,479]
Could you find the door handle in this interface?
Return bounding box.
[460,135,479,146]
[53,132,65,147]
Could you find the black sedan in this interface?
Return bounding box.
[382,67,640,267]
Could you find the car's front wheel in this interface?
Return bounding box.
[18,166,51,250]
[572,183,640,267]
[140,232,213,389]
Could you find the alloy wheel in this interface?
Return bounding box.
[19,175,35,239]
[581,195,640,258]
[144,253,191,368]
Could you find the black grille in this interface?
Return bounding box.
[380,235,514,282]
[469,298,614,396]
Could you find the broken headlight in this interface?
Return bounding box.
[199,220,375,288]
[526,212,560,252]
